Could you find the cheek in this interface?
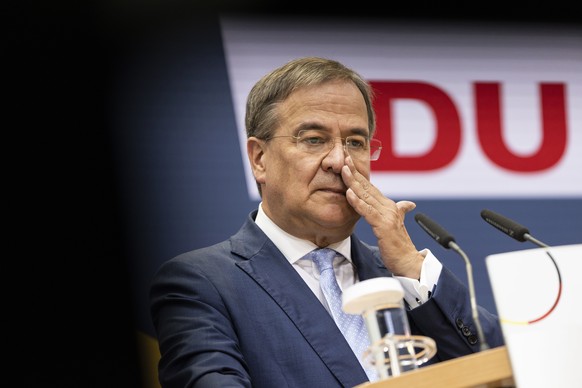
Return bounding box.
[354,161,371,179]
[294,159,322,184]
[265,154,295,184]
[268,155,318,189]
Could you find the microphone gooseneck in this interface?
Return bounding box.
[480,209,550,248]
[414,213,489,351]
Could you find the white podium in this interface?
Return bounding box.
[486,244,582,388]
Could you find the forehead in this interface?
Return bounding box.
[276,81,369,134]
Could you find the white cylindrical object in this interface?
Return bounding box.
[344,277,421,380]
[343,277,404,315]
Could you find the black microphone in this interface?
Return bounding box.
[414,212,489,351]
[480,209,550,248]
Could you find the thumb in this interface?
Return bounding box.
[396,200,416,214]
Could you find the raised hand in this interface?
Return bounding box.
[341,155,424,279]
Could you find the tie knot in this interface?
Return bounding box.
[309,248,337,273]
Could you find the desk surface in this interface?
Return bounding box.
[356,346,514,388]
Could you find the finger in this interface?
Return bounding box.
[343,160,391,221]
[342,156,383,202]
[341,155,358,187]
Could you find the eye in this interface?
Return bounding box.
[346,136,367,149]
[306,136,326,145]
[298,131,328,146]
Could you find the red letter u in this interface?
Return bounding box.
[475,82,567,172]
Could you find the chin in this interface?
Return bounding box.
[316,205,359,228]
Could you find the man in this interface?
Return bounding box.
[150,56,504,387]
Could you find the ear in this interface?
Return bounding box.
[247,137,267,185]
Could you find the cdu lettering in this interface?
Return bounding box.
[370,81,568,172]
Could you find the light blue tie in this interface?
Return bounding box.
[309,248,376,381]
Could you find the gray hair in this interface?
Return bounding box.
[245,57,376,140]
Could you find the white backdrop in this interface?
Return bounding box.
[221,16,582,200]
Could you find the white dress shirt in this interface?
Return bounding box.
[254,203,442,310]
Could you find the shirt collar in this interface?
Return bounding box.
[255,203,352,264]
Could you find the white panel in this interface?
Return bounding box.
[486,244,582,388]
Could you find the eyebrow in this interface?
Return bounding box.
[294,122,370,137]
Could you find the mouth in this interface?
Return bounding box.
[318,187,347,196]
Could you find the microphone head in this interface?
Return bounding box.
[480,209,529,242]
[414,213,456,249]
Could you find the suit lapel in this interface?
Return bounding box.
[351,238,392,281]
[231,216,371,386]
[230,214,390,386]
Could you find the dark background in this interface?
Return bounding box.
[12,2,580,387]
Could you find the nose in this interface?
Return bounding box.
[322,139,347,173]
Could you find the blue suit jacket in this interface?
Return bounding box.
[150,210,504,388]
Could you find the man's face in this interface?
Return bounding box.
[250,80,371,245]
